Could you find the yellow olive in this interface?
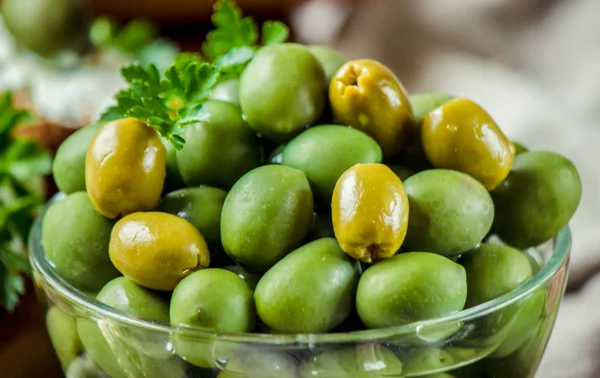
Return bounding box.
[332,163,409,263]
[329,59,415,157]
[109,212,210,291]
[85,118,166,219]
[421,98,514,190]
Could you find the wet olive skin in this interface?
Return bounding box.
[109,212,210,291]
[356,252,467,329]
[239,43,326,142]
[254,238,361,334]
[299,346,403,377]
[217,350,298,378]
[170,269,256,367]
[52,123,100,194]
[307,45,347,82]
[329,59,415,157]
[488,288,546,359]
[76,277,183,378]
[410,92,455,125]
[281,125,382,202]
[332,163,409,263]
[421,98,515,190]
[460,244,533,308]
[209,79,240,106]
[46,307,83,371]
[85,118,166,219]
[42,192,119,292]
[161,137,185,191]
[402,169,495,257]
[157,187,230,266]
[491,151,582,248]
[176,100,262,189]
[401,349,455,376]
[220,165,314,272]
[459,243,534,348]
[170,269,256,333]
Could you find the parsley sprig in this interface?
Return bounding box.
[99,0,289,149]
[100,60,220,150]
[0,92,51,313]
[202,0,289,78]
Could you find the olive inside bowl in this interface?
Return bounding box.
[29,199,571,378]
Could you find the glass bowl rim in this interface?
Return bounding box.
[29,199,571,345]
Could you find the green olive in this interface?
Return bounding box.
[239,43,326,142]
[46,307,83,370]
[299,345,403,377]
[76,277,183,378]
[217,349,297,378]
[52,123,100,194]
[157,187,231,266]
[491,151,582,248]
[307,45,347,82]
[254,238,361,334]
[402,169,494,257]
[356,252,467,328]
[170,269,256,367]
[409,92,455,125]
[209,79,240,106]
[281,124,382,202]
[85,118,166,219]
[176,100,262,189]
[161,136,185,192]
[42,192,119,292]
[220,165,314,272]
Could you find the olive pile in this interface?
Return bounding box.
[44,42,581,377]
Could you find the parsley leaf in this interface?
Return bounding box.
[100,60,220,150]
[202,0,259,61]
[0,265,26,313]
[262,21,290,46]
[100,0,290,150]
[0,92,51,313]
[202,0,289,78]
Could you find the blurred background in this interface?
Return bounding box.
[1,0,599,377]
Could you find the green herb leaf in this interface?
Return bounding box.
[202,0,259,61]
[99,60,220,150]
[262,21,290,45]
[0,91,50,313]
[202,0,289,78]
[0,265,26,313]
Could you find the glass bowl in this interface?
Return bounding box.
[29,203,571,378]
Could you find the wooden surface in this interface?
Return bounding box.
[0,280,63,378]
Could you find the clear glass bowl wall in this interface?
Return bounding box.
[29,207,571,378]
